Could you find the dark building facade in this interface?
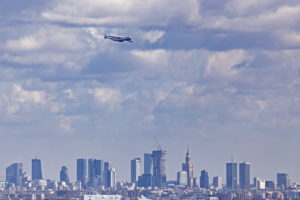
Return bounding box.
[88,159,104,187]
[138,153,153,187]
[77,159,87,186]
[226,162,238,190]
[277,173,290,189]
[60,166,69,184]
[32,158,43,180]
[239,162,250,189]
[6,163,24,187]
[131,158,141,184]
[152,149,167,187]
[138,174,152,187]
[104,162,112,188]
[144,153,153,175]
[200,170,209,189]
[265,180,276,190]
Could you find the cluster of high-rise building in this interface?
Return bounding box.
[130,148,167,188]
[76,158,116,189]
[0,147,298,200]
[226,162,251,190]
[128,147,294,193]
[4,158,116,190]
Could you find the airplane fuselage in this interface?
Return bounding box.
[104,35,133,43]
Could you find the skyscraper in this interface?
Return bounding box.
[88,159,93,186]
[213,176,222,189]
[144,153,153,175]
[265,180,276,190]
[60,166,69,184]
[77,159,87,186]
[131,158,141,183]
[239,162,250,189]
[88,159,104,187]
[277,173,290,189]
[138,153,153,187]
[253,177,259,188]
[193,177,199,187]
[104,162,111,173]
[226,162,238,190]
[106,168,117,189]
[32,158,43,180]
[94,159,104,186]
[177,171,187,186]
[200,170,209,189]
[6,163,24,187]
[182,147,194,187]
[256,179,266,190]
[152,149,167,187]
[104,162,112,188]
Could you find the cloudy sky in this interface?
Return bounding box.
[0,0,300,183]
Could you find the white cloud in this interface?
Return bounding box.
[89,87,124,109]
[59,117,73,133]
[4,26,84,52]
[1,25,92,70]
[63,89,74,99]
[144,30,165,43]
[0,83,53,118]
[277,31,300,47]
[11,84,46,104]
[58,116,84,133]
[57,115,88,134]
[225,0,278,16]
[204,50,249,79]
[131,49,169,67]
[6,103,21,115]
[256,100,267,111]
[5,36,43,51]
[86,28,104,42]
[42,0,201,27]
[42,12,136,26]
[201,5,300,32]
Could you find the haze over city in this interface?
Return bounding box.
[0,0,300,185]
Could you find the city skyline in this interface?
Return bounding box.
[0,149,295,186]
[0,0,300,185]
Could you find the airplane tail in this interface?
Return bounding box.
[104,34,107,39]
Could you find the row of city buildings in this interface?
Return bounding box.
[5,158,117,190]
[1,147,295,200]
[4,148,292,190]
[129,148,291,191]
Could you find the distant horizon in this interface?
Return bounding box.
[0,149,294,185]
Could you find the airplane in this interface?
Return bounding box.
[104,34,133,43]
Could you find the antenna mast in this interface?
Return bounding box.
[154,136,162,151]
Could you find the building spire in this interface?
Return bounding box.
[185,145,190,164]
[187,145,189,155]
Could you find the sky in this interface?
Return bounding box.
[0,0,300,183]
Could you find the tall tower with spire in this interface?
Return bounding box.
[182,146,194,187]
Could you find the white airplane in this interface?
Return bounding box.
[104,34,133,43]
